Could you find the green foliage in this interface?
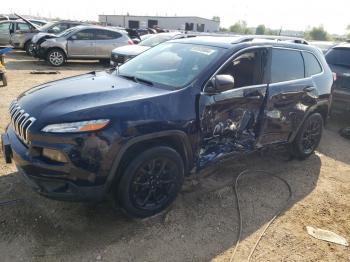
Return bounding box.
[255,24,266,35]
[305,25,330,41]
[212,16,220,22]
[229,20,253,34]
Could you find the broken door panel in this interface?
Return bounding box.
[198,84,267,169]
[197,47,270,169]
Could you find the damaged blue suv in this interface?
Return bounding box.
[1,36,332,218]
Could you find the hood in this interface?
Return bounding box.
[111,45,150,56]
[16,71,172,124]
[32,32,57,43]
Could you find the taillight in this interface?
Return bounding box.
[332,72,337,82]
[128,39,134,45]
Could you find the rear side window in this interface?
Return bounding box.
[0,22,10,32]
[74,29,95,40]
[271,49,304,83]
[326,48,350,67]
[303,52,322,77]
[95,30,122,40]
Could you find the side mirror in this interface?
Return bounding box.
[206,74,235,94]
[70,35,77,40]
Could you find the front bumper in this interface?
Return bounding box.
[31,43,47,59]
[1,128,107,202]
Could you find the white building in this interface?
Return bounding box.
[99,15,220,32]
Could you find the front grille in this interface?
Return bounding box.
[8,101,36,144]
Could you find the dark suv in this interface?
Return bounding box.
[1,36,332,218]
[325,43,350,115]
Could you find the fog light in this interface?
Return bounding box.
[42,148,67,163]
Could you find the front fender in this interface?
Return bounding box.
[104,130,194,193]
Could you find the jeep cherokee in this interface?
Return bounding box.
[1,36,333,218]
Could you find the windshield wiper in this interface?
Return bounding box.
[118,74,153,86]
[134,77,153,86]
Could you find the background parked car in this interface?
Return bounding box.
[10,15,85,55]
[35,25,133,66]
[0,20,38,46]
[110,32,190,66]
[325,43,350,115]
[310,41,337,54]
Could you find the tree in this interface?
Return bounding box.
[212,16,220,22]
[305,25,330,41]
[255,24,266,35]
[229,20,252,34]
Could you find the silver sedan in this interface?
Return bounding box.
[36,25,133,66]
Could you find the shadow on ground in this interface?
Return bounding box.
[318,117,350,166]
[0,148,321,261]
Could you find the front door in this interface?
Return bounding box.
[67,29,96,58]
[198,47,269,169]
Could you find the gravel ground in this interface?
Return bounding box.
[0,51,350,262]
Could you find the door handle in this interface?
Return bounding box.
[304,86,316,92]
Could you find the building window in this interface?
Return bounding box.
[148,19,158,28]
[128,20,140,29]
[197,24,205,32]
[185,23,194,31]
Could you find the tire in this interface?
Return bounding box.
[46,49,66,67]
[24,41,33,56]
[116,146,184,218]
[1,73,7,87]
[291,113,323,159]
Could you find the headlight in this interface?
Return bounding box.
[42,119,110,133]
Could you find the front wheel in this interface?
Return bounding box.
[116,146,184,218]
[24,41,33,56]
[291,113,323,159]
[47,49,66,66]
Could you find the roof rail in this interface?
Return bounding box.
[233,35,309,45]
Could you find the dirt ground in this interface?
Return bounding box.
[0,51,350,262]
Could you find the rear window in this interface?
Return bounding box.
[271,49,304,83]
[326,48,350,67]
[303,52,322,77]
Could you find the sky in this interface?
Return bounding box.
[1,0,349,35]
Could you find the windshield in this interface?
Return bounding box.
[39,22,55,31]
[57,27,77,37]
[118,42,225,89]
[326,48,350,67]
[139,34,177,47]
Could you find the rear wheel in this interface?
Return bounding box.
[291,113,323,159]
[47,49,66,66]
[116,146,184,218]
